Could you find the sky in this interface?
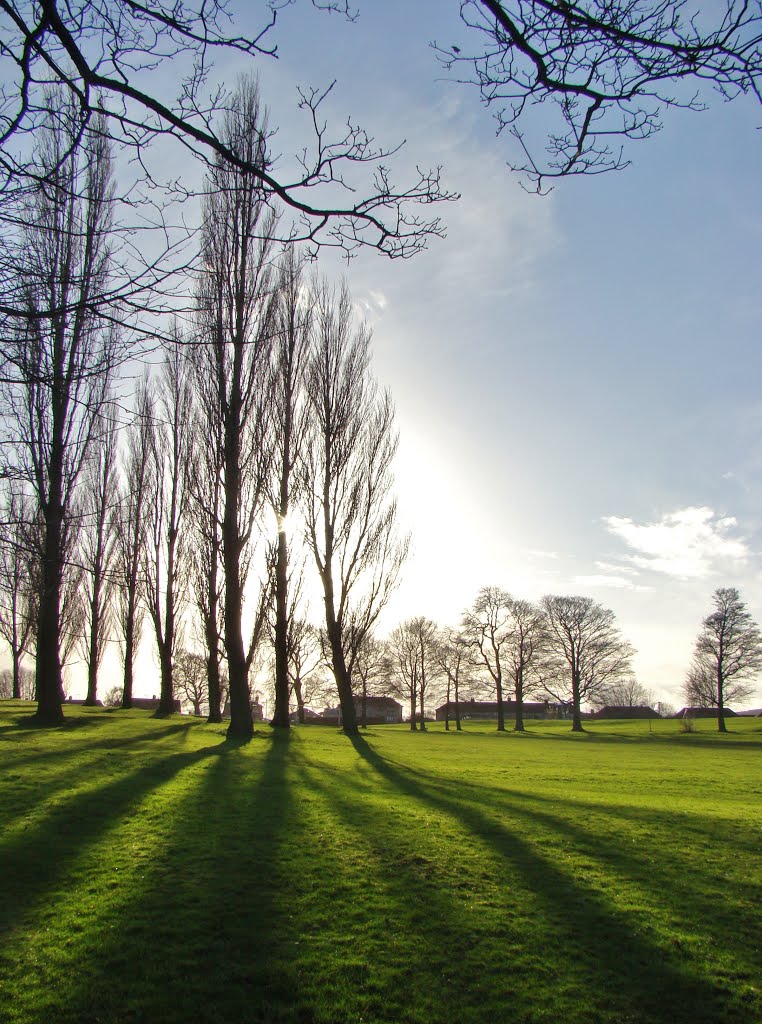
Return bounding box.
[14,1,761,710]
[232,0,762,710]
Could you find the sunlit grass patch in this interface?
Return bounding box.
[0,703,760,1024]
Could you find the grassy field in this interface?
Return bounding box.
[0,702,760,1024]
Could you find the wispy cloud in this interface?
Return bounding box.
[603,506,749,578]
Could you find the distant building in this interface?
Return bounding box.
[736,708,762,717]
[130,696,182,713]
[288,707,326,724]
[673,706,737,719]
[435,699,554,721]
[592,705,661,719]
[321,696,403,725]
[221,696,264,721]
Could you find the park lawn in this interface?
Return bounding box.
[0,703,760,1024]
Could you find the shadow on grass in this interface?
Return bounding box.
[4,723,758,1024]
[347,734,755,1024]
[0,738,226,940]
[44,728,303,1024]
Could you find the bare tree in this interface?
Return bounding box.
[684,587,762,732]
[270,248,311,729]
[144,341,192,716]
[175,649,208,717]
[435,627,471,731]
[437,0,762,191]
[114,377,153,710]
[591,676,655,709]
[462,586,513,731]
[285,617,324,725]
[353,632,388,729]
[387,620,422,732]
[191,79,278,739]
[0,487,36,698]
[502,598,547,732]
[0,665,35,699]
[0,99,120,724]
[185,395,225,725]
[541,595,635,731]
[79,407,119,705]
[0,2,453,298]
[300,279,408,736]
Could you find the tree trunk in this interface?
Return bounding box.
[157,645,175,715]
[716,668,727,733]
[454,676,462,731]
[295,680,305,724]
[495,673,505,731]
[419,689,427,731]
[444,678,451,731]
[32,491,65,726]
[223,416,252,740]
[514,669,525,732]
[570,672,584,732]
[326,614,357,735]
[12,648,21,701]
[84,575,100,705]
[205,624,222,724]
[320,549,357,734]
[271,524,291,728]
[122,610,135,708]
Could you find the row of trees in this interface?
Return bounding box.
[268,586,761,736]
[0,82,406,737]
[377,590,636,734]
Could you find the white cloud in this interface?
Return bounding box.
[594,560,641,576]
[604,506,749,578]
[574,573,652,592]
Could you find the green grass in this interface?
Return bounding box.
[0,703,760,1024]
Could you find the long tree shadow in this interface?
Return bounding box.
[348,734,755,1024]
[288,755,474,1024]
[0,737,226,940]
[42,728,302,1024]
[408,767,762,978]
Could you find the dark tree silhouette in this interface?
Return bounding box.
[191,79,277,740]
[115,378,153,710]
[301,279,407,736]
[79,407,119,706]
[437,0,762,190]
[0,488,36,698]
[185,389,225,725]
[0,99,119,724]
[0,1,453,270]
[684,587,762,732]
[144,340,192,717]
[269,249,311,729]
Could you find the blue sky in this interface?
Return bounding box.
[242,1,762,707]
